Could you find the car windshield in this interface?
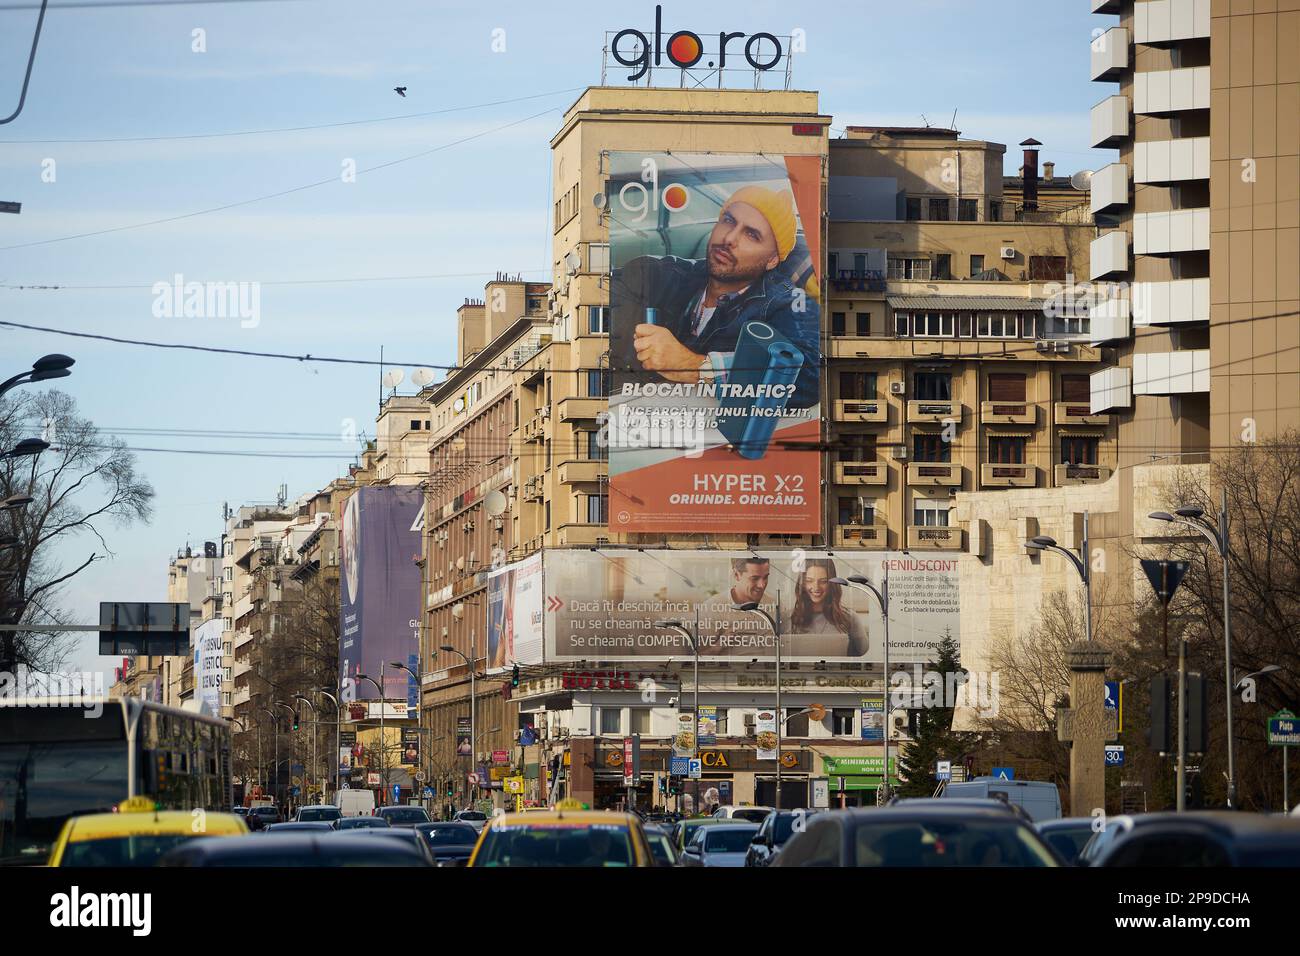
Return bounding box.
[457,812,486,821]
[475,824,634,867]
[381,809,429,824]
[647,834,676,864]
[252,808,278,817]
[423,825,478,845]
[1041,826,1093,861]
[61,834,204,867]
[298,808,340,820]
[336,818,388,829]
[705,828,757,853]
[732,809,771,824]
[854,821,1058,867]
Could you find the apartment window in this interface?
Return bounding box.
[933,254,952,280]
[589,243,610,273]
[588,306,610,334]
[827,252,839,276]
[587,493,609,524]
[1061,374,1091,403]
[222,692,231,706]
[785,709,809,737]
[959,198,979,222]
[1029,256,1068,281]
[599,708,621,735]
[912,312,954,337]
[1021,313,1038,338]
[853,253,867,275]
[977,312,1019,338]
[544,501,551,531]
[586,431,607,461]
[586,369,611,397]
[1043,310,1089,338]
[914,433,951,463]
[715,711,728,735]
[838,496,876,526]
[855,312,870,336]
[831,708,855,736]
[629,709,651,735]
[888,257,931,280]
[894,312,910,337]
[1061,436,1099,465]
[840,371,877,400]
[839,435,878,463]
[913,372,952,401]
[989,436,1026,464]
[410,420,421,431]
[831,312,847,336]
[970,254,985,276]
[912,498,951,527]
[987,373,1026,402]
[989,200,1002,222]
[928,197,951,221]
[905,197,922,221]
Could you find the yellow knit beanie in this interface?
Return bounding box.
[721,186,797,261]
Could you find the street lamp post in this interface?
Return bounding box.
[0,354,74,399]
[655,607,701,757]
[293,694,319,805]
[273,701,297,815]
[316,689,340,797]
[390,661,422,807]
[257,707,278,809]
[355,674,386,802]
[734,596,783,810]
[439,641,475,806]
[1150,490,1237,807]
[1025,512,1093,642]
[831,569,893,802]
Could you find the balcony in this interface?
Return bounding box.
[522,475,544,502]
[907,462,963,487]
[980,401,1036,426]
[1134,209,1209,255]
[907,524,965,551]
[1134,66,1210,114]
[833,461,888,486]
[1090,295,1132,344]
[1056,464,1113,486]
[558,396,606,422]
[833,398,888,423]
[558,459,607,484]
[557,523,608,547]
[834,523,888,549]
[522,415,544,443]
[981,463,1038,488]
[907,400,962,424]
[1056,402,1110,426]
[1090,366,1133,412]
[1090,162,1129,213]
[1132,277,1210,327]
[1090,27,1129,81]
[1134,137,1209,184]
[1090,231,1129,280]
[1135,0,1210,45]
[1090,95,1129,148]
[1133,350,1210,394]
[1092,0,1121,11]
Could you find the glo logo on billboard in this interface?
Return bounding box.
[617,156,690,223]
[611,5,783,82]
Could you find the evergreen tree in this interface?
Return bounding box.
[895,630,978,797]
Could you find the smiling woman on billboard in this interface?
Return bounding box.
[785,558,868,657]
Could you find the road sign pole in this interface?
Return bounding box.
[1285,744,1290,812]
[1177,631,1187,813]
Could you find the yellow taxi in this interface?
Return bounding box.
[47,797,249,867]
[468,801,653,867]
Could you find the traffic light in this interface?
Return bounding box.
[511,664,520,688]
[292,709,299,732]
[1149,673,1208,754]
[1149,674,1172,753]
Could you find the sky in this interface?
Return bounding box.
[0,0,1112,679]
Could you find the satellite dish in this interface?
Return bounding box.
[1070,169,1094,191]
[381,369,404,390]
[410,368,435,388]
[484,490,508,516]
[592,192,607,208]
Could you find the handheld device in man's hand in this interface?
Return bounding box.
[715,321,804,460]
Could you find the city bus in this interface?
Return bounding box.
[0,696,232,865]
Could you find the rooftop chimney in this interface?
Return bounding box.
[1020,138,1041,213]
[1042,161,1056,182]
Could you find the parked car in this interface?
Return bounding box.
[244,806,282,832]
[469,808,654,867]
[331,816,391,831]
[294,805,342,824]
[711,805,774,824]
[158,833,432,867]
[940,779,1062,822]
[1035,817,1097,865]
[745,809,821,867]
[1077,814,1144,865]
[263,822,335,834]
[669,817,730,854]
[1092,812,1300,867]
[680,822,760,867]
[774,805,1060,867]
[414,822,481,866]
[643,824,679,867]
[453,809,490,833]
[331,826,437,865]
[375,806,431,828]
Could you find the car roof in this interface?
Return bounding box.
[843,804,1028,821]
[63,811,246,840]
[487,811,641,827]
[1116,811,1300,835]
[703,822,760,831]
[1036,817,1095,830]
[164,833,425,860]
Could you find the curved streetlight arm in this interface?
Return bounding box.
[1169,515,1225,556]
[292,694,317,713]
[316,689,339,710]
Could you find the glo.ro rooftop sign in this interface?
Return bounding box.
[608,4,790,84]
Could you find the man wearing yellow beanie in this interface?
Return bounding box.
[612,183,820,410]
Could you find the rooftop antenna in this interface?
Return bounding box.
[949,109,958,131]
[378,345,384,408]
[920,113,931,128]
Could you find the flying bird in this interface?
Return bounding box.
[393,86,407,97]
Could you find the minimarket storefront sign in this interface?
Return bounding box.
[821,755,898,786]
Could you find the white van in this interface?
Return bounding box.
[941,778,1062,822]
[332,788,376,818]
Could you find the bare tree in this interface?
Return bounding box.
[1,389,154,670]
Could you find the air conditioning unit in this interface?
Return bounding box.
[539,406,551,419]
[1035,340,1052,352]
[595,537,609,546]
[892,445,908,460]
[493,518,504,532]
[743,715,757,737]
[889,381,906,395]
[1000,246,1016,260]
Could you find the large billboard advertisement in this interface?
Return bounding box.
[607,151,822,534]
[193,618,223,718]
[486,551,544,668]
[539,550,960,663]
[338,486,423,700]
